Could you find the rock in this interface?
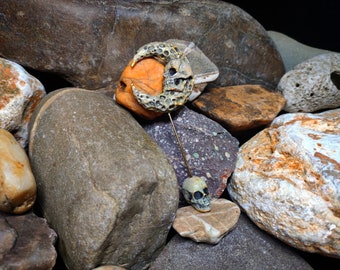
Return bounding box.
[150,214,313,270]
[277,53,340,112]
[142,106,239,207]
[0,128,36,214]
[192,85,286,133]
[173,199,240,244]
[228,108,340,257]
[0,57,45,147]
[28,88,179,270]
[0,211,57,269]
[268,31,333,71]
[0,0,284,90]
[92,266,126,270]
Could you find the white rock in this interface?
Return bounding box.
[0,57,45,147]
[228,108,340,257]
[277,53,340,112]
[0,128,36,214]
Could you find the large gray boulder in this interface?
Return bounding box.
[28,88,179,270]
[0,0,284,89]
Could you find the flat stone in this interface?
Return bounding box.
[150,214,313,270]
[277,53,340,112]
[192,85,286,133]
[228,108,340,257]
[142,106,239,207]
[0,57,45,147]
[0,128,36,214]
[173,199,240,244]
[0,211,57,269]
[28,88,179,270]
[0,0,284,90]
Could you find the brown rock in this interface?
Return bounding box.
[0,211,57,269]
[0,0,284,90]
[192,85,286,132]
[173,199,240,244]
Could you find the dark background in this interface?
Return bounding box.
[225,0,339,52]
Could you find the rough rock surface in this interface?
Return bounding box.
[0,211,57,269]
[277,53,340,112]
[0,0,284,90]
[142,106,239,207]
[268,31,333,71]
[173,199,240,244]
[192,85,286,133]
[150,214,313,270]
[228,108,340,257]
[0,57,45,147]
[0,128,36,214]
[28,88,179,270]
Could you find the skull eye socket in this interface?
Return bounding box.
[194,191,203,200]
[169,67,177,76]
[203,187,209,195]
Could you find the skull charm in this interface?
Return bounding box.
[182,176,211,212]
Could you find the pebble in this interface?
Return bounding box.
[173,199,240,244]
[277,53,340,112]
[192,84,286,133]
[0,57,45,147]
[0,128,36,214]
[228,108,340,257]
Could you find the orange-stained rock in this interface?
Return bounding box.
[192,85,286,133]
[115,58,164,119]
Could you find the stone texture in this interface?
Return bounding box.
[228,108,340,257]
[0,211,57,269]
[92,266,126,270]
[142,106,239,207]
[277,53,340,112]
[268,31,333,71]
[150,214,313,270]
[0,0,284,90]
[192,85,286,133]
[0,57,45,147]
[173,199,240,244]
[0,128,36,214]
[28,88,179,270]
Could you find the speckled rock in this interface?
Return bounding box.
[173,199,240,244]
[0,57,45,147]
[28,88,179,270]
[268,31,333,71]
[0,0,284,90]
[192,85,286,133]
[0,128,36,214]
[228,108,340,257]
[277,53,340,112]
[150,214,313,270]
[142,106,239,207]
[0,211,57,269]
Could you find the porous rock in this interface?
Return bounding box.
[0,128,36,214]
[142,106,239,207]
[192,85,286,133]
[0,211,57,269]
[228,108,340,257]
[0,57,45,147]
[28,88,179,270]
[277,53,340,112]
[0,0,284,90]
[150,214,313,270]
[173,199,240,244]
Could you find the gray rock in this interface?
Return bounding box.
[0,0,284,90]
[28,88,179,270]
[268,31,333,71]
[0,211,57,270]
[277,53,340,112]
[142,106,239,207]
[149,214,313,270]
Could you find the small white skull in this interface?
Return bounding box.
[182,176,211,212]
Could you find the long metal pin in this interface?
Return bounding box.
[168,112,193,177]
